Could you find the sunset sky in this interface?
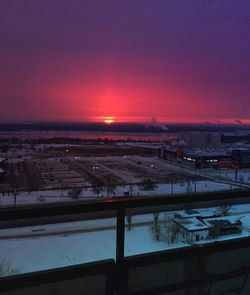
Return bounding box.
[1,1,250,123]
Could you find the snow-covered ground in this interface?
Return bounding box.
[1,205,250,277]
[0,180,239,207]
[204,168,250,184]
[156,157,250,185]
[0,216,171,276]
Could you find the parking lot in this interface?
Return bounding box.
[0,144,203,192]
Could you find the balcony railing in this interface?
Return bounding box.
[1,189,250,294]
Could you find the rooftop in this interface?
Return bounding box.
[174,217,212,232]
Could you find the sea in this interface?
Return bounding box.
[0,131,176,142]
[0,122,249,142]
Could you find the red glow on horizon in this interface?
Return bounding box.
[12,54,250,125]
[89,116,250,125]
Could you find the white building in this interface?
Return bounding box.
[174,217,212,243]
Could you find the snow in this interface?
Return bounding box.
[0,221,188,276]
[0,229,116,275]
[0,179,239,207]
[204,215,243,224]
[2,209,250,277]
[175,217,211,231]
[197,230,249,244]
[202,168,250,184]
[124,225,187,256]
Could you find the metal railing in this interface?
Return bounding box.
[1,189,250,294]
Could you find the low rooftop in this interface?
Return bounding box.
[174,217,212,232]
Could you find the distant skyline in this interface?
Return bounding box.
[1,1,250,123]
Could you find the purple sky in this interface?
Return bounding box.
[1,0,250,123]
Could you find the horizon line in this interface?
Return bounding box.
[0,119,250,126]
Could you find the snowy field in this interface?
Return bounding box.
[204,168,250,184]
[0,180,239,207]
[1,224,189,276]
[0,216,168,276]
[2,205,250,277]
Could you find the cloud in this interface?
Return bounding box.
[235,119,242,124]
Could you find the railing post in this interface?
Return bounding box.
[116,208,125,263]
[116,208,128,294]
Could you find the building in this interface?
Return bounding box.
[175,215,243,243]
[174,217,212,243]
[158,147,183,162]
[182,150,232,169]
[222,132,250,145]
[181,132,222,148]
[159,146,232,169]
[206,217,242,238]
[232,149,250,168]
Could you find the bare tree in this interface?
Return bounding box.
[186,180,193,193]
[218,204,232,216]
[105,177,117,197]
[0,258,20,276]
[171,221,180,243]
[68,188,82,199]
[151,223,162,241]
[150,214,181,244]
[92,185,104,198]
[162,216,180,244]
[150,210,161,241]
[140,178,158,190]
[153,211,160,228]
[126,210,133,231]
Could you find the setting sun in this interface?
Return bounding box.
[103,116,115,124]
[104,119,114,124]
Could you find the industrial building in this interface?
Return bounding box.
[232,149,250,168]
[207,218,242,238]
[158,147,183,162]
[182,150,232,169]
[181,132,222,148]
[159,147,232,169]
